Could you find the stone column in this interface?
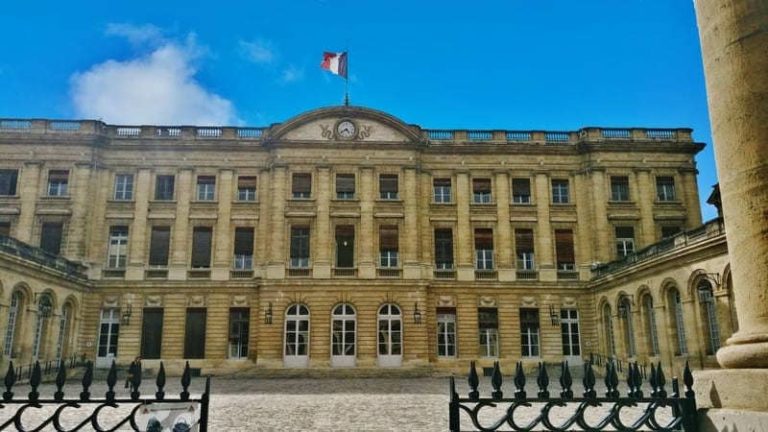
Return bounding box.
[358,167,375,279]
[169,168,192,280]
[590,169,611,263]
[417,170,432,279]
[15,161,41,243]
[126,168,152,280]
[314,166,331,278]
[267,166,286,279]
[255,168,271,279]
[635,169,656,246]
[402,167,420,279]
[86,168,110,279]
[573,172,593,280]
[534,172,555,281]
[212,169,234,280]
[495,171,513,281]
[455,172,473,281]
[680,168,702,229]
[65,163,93,260]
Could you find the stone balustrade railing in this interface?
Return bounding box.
[0,234,88,280]
[0,118,693,144]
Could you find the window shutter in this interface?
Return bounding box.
[380,175,398,193]
[474,229,493,249]
[555,229,575,262]
[515,229,534,252]
[290,227,309,259]
[473,179,491,193]
[379,225,398,250]
[434,229,454,264]
[49,170,68,182]
[234,227,254,255]
[149,227,170,266]
[478,308,498,329]
[191,227,212,268]
[197,175,215,185]
[336,174,355,193]
[336,225,355,237]
[615,226,635,238]
[238,176,257,188]
[434,178,451,187]
[40,222,63,255]
[293,174,311,192]
[512,178,530,195]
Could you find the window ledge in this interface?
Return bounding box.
[234,200,259,204]
[192,200,218,204]
[331,198,360,203]
[655,200,682,205]
[289,197,315,202]
[149,200,177,204]
[375,198,403,203]
[107,199,135,204]
[41,196,71,200]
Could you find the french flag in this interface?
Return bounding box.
[321,52,348,79]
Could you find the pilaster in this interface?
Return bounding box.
[590,169,611,263]
[15,161,41,243]
[494,171,513,281]
[314,167,331,278]
[402,167,420,279]
[573,172,593,280]
[126,168,152,280]
[358,167,375,279]
[635,169,656,246]
[65,163,93,261]
[455,172,473,281]
[169,168,192,280]
[267,166,286,279]
[212,169,234,280]
[534,173,555,281]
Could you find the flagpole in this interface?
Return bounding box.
[344,47,350,106]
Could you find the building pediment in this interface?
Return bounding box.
[268,106,423,144]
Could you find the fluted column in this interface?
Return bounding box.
[358,167,375,279]
[402,167,420,279]
[212,169,234,280]
[169,168,192,280]
[15,161,41,243]
[455,172,473,281]
[534,172,555,281]
[314,167,331,278]
[495,171,513,281]
[267,166,286,279]
[126,168,152,280]
[635,169,656,246]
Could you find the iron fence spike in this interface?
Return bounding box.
[468,361,479,400]
[54,360,66,402]
[491,361,503,400]
[180,361,191,401]
[156,362,166,400]
[80,361,93,401]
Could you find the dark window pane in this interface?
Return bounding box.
[40,222,63,255]
[191,227,212,268]
[478,308,498,329]
[184,308,207,359]
[0,169,18,196]
[434,229,454,268]
[379,225,398,250]
[292,173,312,198]
[155,175,175,200]
[149,226,170,266]
[555,229,575,264]
[0,222,10,237]
[336,225,355,268]
[234,227,254,255]
[141,308,164,359]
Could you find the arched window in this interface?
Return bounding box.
[55,302,74,361]
[331,303,356,367]
[32,293,54,360]
[642,294,660,356]
[697,279,721,354]
[619,296,636,357]
[3,291,23,357]
[377,304,402,367]
[602,303,615,356]
[667,287,688,355]
[725,270,738,333]
[284,304,310,367]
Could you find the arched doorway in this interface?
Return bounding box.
[377,304,402,367]
[32,293,54,360]
[284,304,310,368]
[331,303,356,367]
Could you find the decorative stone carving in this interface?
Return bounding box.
[188,295,206,307]
[232,295,248,306]
[562,296,577,307]
[103,296,119,307]
[521,296,537,307]
[478,296,496,307]
[437,295,456,307]
[145,295,163,307]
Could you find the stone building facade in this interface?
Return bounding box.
[0,106,731,374]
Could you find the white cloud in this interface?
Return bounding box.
[71,31,236,125]
[280,65,304,83]
[239,39,275,64]
[105,23,165,46]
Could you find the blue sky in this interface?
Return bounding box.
[0,0,719,219]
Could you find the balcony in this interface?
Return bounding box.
[0,234,87,280]
[333,267,357,278]
[188,268,211,279]
[377,268,402,278]
[516,270,538,280]
[475,270,498,281]
[145,268,168,279]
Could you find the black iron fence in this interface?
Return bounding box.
[449,360,697,431]
[590,353,649,380]
[10,354,84,384]
[0,360,210,431]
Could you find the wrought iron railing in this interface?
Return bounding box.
[0,360,210,431]
[11,354,84,384]
[0,234,87,280]
[449,360,697,431]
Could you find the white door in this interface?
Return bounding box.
[377,304,402,367]
[560,309,583,365]
[284,304,310,368]
[96,309,120,368]
[331,304,356,367]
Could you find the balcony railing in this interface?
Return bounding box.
[0,234,87,280]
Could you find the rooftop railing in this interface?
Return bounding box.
[0,234,88,280]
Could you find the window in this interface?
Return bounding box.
[284,304,310,359]
[196,176,216,201]
[555,229,575,271]
[379,174,398,200]
[379,225,399,268]
[184,308,207,359]
[472,178,492,204]
[154,175,175,200]
[474,229,494,270]
[434,229,454,270]
[31,294,53,359]
[148,226,170,267]
[378,304,402,360]
[697,280,721,355]
[47,170,69,196]
[643,295,660,356]
[437,308,456,357]
[551,179,570,204]
[3,291,22,356]
[619,297,636,357]
[656,176,676,201]
[237,176,257,201]
[512,178,531,204]
[515,229,535,270]
[560,309,581,356]
[661,226,682,239]
[290,227,310,268]
[610,176,630,201]
[520,308,540,357]
[229,308,250,359]
[0,169,18,196]
[107,226,129,269]
[433,178,452,203]
[478,308,499,357]
[292,173,312,199]
[615,226,635,258]
[603,304,616,355]
[113,174,134,200]
[668,288,688,355]
[141,308,164,359]
[97,308,120,361]
[331,304,356,360]
[0,222,10,237]
[56,304,72,360]
[233,227,254,270]
[191,227,213,268]
[40,222,63,255]
[335,225,355,268]
[336,174,355,199]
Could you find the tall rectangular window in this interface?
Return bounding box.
[437,308,456,357]
[292,173,311,199]
[229,308,250,359]
[555,229,575,271]
[512,178,531,204]
[515,229,535,270]
[113,174,134,200]
[478,308,499,357]
[107,226,129,268]
[40,222,63,255]
[520,308,540,357]
[196,176,216,201]
[148,226,170,267]
[379,174,398,200]
[379,225,399,268]
[472,178,492,204]
[434,229,454,270]
[335,225,355,268]
[656,176,676,201]
[141,308,164,359]
[290,227,310,268]
[233,227,254,270]
[551,179,570,204]
[154,175,175,200]
[47,170,69,197]
[191,227,213,268]
[336,174,355,199]
[237,176,257,201]
[474,228,494,270]
[433,178,452,203]
[615,226,635,257]
[0,222,11,237]
[0,169,18,196]
[610,176,630,201]
[184,308,207,359]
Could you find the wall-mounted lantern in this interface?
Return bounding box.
[264,302,273,325]
[413,302,422,324]
[121,303,133,325]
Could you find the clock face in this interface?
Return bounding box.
[336,120,357,139]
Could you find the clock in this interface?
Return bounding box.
[336,120,357,140]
